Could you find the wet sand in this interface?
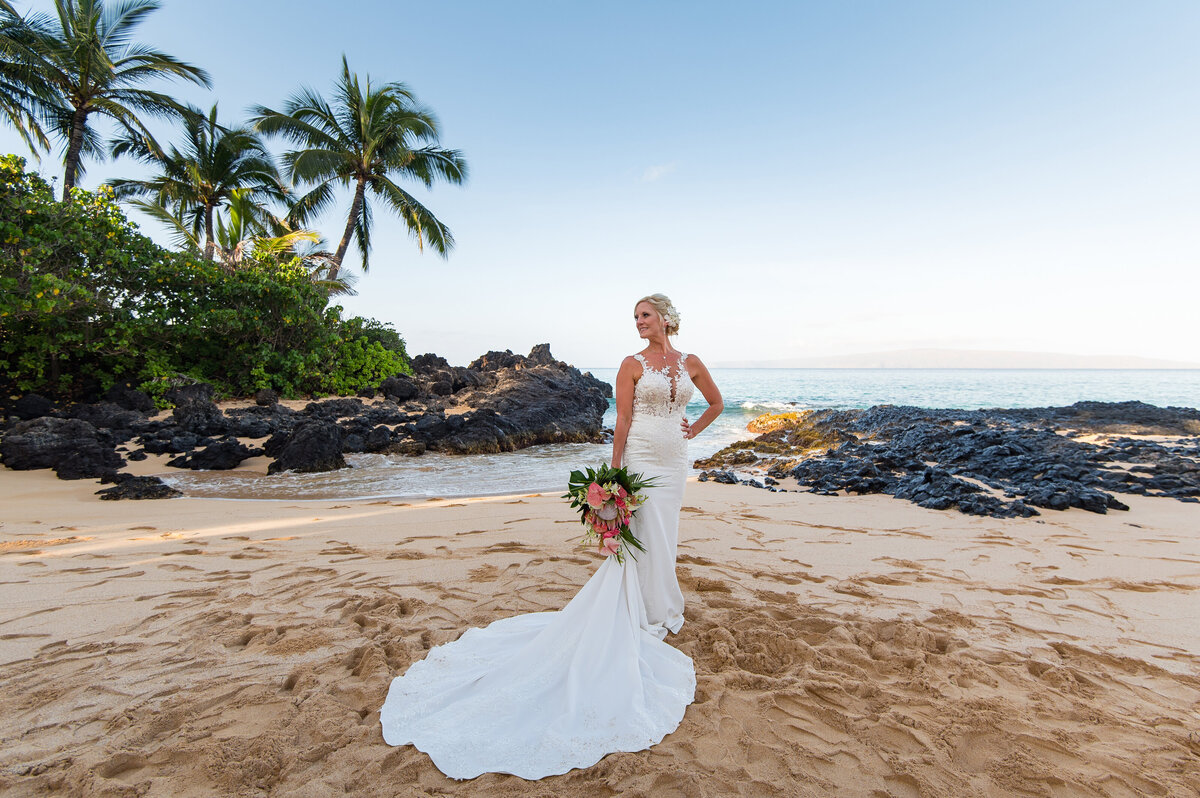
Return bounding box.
[1,469,1198,796]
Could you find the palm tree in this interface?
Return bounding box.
[130,192,357,295]
[253,56,467,280]
[5,0,210,200]
[109,103,283,260]
[0,1,53,152]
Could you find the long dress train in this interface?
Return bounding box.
[378,351,696,780]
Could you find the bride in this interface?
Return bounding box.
[379,294,724,780]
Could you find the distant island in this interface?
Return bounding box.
[715,348,1200,370]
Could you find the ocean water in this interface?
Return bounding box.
[164,369,1200,501]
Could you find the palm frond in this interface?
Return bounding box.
[253,55,466,273]
[128,197,200,251]
[375,175,454,257]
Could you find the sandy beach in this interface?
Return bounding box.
[1,469,1198,797]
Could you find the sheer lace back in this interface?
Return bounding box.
[633,352,694,418]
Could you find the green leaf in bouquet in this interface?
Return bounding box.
[621,528,646,553]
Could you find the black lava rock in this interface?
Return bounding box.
[365,425,395,452]
[172,401,230,437]
[304,398,365,419]
[165,383,215,407]
[103,384,155,412]
[12,393,55,420]
[96,474,182,500]
[63,402,145,437]
[267,420,347,474]
[262,429,291,458]
[1,417,123,478]
[379,375,419,402]
[168,438,261,470]
[706,401,1200,519]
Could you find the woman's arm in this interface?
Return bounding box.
[682,355,723,439]
[610,357,638,467]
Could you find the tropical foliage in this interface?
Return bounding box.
[0,0,51,152]
[0,155,409,401]
[253,56,468,279]
[0,0,210,199]
[0,0,466,401]
[108,103,283,260]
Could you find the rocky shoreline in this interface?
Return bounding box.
[0,345,611,499]
[696,401,1200,519]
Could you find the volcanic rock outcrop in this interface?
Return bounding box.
[1,344,612,492]
[697,402,1200,519]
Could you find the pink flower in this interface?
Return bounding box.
[586,482,610,508]
[600,536,621,556]
[615,485,628,499]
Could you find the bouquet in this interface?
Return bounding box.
[563,464,657,563]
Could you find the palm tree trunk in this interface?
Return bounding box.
[62,107,88,201]
[204,203,215,261]
[332,177,366,281]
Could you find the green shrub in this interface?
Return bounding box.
[0,155,411,401]
[341,316,408,354]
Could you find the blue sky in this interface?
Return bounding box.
[5,1,1199,367]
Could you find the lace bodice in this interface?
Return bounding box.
[633,352,694,418]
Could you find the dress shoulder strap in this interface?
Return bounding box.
[632,353,647,366]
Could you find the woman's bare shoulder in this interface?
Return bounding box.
[617,355,643,374]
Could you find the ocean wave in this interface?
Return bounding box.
[732,400,811,415]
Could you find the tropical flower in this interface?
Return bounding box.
[586,482,609,508]
[563,463,658,564]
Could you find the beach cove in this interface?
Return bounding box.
[1,469,1198,796]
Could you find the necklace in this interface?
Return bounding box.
[643,349,678,371]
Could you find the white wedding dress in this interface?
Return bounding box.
[379,352,696,780]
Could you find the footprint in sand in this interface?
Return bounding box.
[485,542,537,554]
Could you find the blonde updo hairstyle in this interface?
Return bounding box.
[634,294,681,336]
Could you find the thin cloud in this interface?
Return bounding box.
[640,162,676,183]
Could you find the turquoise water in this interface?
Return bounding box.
[165,369,1200,501]
[594,367,1200,456]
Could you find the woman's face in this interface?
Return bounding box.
[634,302,663,339]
